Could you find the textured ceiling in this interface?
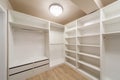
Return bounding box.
[9,0,116,25]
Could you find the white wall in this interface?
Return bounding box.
[0,1,10,80]
[0,8,7,80]
[102,36,120,80]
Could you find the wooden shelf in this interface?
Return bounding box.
[78,60,100,71]
[78,52,100,59]
[77,44,100,48]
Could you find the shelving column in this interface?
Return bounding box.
[64,21,77,69]
[76,10,101,80]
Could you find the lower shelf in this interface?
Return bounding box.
[65,55,76,61]
[77,62,100,80]
[65,60,100,80]
[9,59,49,80]
[77,60,100,71]
[77,68,99,80]
[65,57,76,68]
[65,62,76,69]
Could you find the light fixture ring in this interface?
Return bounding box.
[49,3,64,11]
[49,3,63,17]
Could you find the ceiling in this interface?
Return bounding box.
[9,0,116,25]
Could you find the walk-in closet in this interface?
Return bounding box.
[0,0,120,80]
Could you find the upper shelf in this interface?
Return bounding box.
[65,21,76,31]
[65,27,76,33]
[50,22,64,31]
[8,10,49,31]
[102,15,120,24]
[77,22,100,30]
[77,10,100,27]
[102,0,120,20]
[9,22,48,32]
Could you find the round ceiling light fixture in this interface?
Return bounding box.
[49,3,63,17]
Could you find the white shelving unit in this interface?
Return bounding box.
[8,10,66,80]
[8,10,49,68]
[8,10,50,80]
[77,10,101,80]
[49,22,64,67]
[64,1,120,80]
[65,10,101,80]
[1,1,120,80]
[65,21,77,68]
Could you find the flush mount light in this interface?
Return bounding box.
[49,3,63,17]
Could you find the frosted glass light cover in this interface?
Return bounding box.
[49,4,63,17]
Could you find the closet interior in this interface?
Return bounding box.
[0,0,120,80]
